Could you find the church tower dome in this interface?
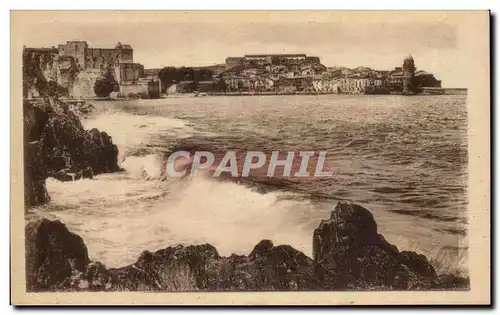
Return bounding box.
[402,54,416,94]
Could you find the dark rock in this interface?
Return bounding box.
[312,202,441,290]
[23,98,120,207]
[24,203,470,292]
[399,251,437,279]
[24,100,51,142]
[81,129,120,174]
[82,166,94,179]
[436,274,471,290]
[80,262,109,291]
[24,141,50,207]
[25,219,90,291]
[104,244,221,291]
[49,169,76,182]
[249,239,274,260]
[210,244,315,291]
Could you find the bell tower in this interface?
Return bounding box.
[402,54,415,94]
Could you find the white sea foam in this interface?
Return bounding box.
[39,165,468,277]
[30,100,467,277]
[34,108,318,267]
[82,110,196,161]
[39,173,318,268]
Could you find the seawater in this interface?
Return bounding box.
[27,94,469,277]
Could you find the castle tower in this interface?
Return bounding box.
[58,41,88,70]
[402,54,416,94]
[115,42,133,64]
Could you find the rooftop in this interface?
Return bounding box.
[415,70,432,76]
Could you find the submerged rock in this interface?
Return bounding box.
[24,202,470,292]
[23,98,120,207]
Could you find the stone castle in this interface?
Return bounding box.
[57,41,144,84]
[23,41,160,98]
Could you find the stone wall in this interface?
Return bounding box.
[71,69,104,98]
[114,63,145,84]
[118,79,161,98]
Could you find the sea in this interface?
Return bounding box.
[27,94,469,277]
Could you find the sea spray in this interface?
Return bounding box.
[31,97,468,278]
[81,110,198,162]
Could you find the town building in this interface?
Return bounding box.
[388,69,404,91]
[225,54,322,70]
[212,53,441,95]
[312,75,324,92]
[334,76,371,94]
[413,70,442,89]
[276,76,314,93]
[323,78,340,93]
[118,77,160,99]
[224,77,241,91]
[225,57,246,70]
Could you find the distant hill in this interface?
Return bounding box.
[145,64,226,77]
[192,64,226,70]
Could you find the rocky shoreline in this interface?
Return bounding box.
[24,98,121,208]
[25,202,469,292]
[23,97,468,292]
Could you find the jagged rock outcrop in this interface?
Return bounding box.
[23,49,79,99]
[25,219,90,291]
[313,202,439,290]
[24,99,120,207]
[24,203,470,292]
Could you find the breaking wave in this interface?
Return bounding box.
[29,96,468,277]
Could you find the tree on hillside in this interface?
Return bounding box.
[195,68,214,81]
[215,79,227,92]
[158,66,178,91]
[158,66,215,92]
[94,70,118,97]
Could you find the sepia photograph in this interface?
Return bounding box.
[10,10,490,305]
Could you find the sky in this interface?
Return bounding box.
[15,11,474,88]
